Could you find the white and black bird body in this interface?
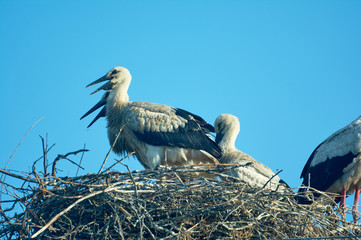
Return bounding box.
[215,114,288,191]
[299,115,361,222]
[81,67,221,169]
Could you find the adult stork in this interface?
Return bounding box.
[299,115,361,222]
[81,66,221,170]
[214,114,288,192]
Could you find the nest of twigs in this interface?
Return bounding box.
[1,149,360,239]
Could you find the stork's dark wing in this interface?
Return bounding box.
[126,103,221,158]
[302,150,357,192]
[298,118,361,203]
[174,108,215,133]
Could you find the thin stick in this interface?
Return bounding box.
[102,152,135,173]
[76,144,87,177]
[52,149,88,176]
[120,162,139,198]
[4,117,44,170]
[39,133,49,176]
[97,122,127,174]
[1,117,44,209]
[260,169,283,190]
[0,169,37,183]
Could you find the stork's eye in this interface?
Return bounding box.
[111,70,118,75]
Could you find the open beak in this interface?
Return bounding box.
[86,75,114,95]
[81,73,117,127]
[86,106,106,128]
[81,91,109,127]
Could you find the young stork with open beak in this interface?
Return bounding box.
[299,115,361,222]
[215,114,289,192]
[81,66,221,170]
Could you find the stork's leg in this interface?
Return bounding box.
[353,187,360,223]
[340,188,346,220]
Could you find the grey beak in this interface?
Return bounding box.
[81,73,116,127]
[80,95,106,120]
[86,75,108,88]
[90,81,113,95]
[86,75,114,95]
[80,92,109,126]
[86,107,106,128]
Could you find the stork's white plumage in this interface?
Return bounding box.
[214,114,288,192]
[81,66,221,169]
[299,115,361,222]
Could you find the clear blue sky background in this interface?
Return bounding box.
[1,0,360,213]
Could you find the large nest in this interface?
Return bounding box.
[0,150,360,239]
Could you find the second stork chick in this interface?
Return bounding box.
[215,114,288,192]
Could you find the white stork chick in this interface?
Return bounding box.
[214,114,289,192]
[81,66,222,170]
[299,115,361,222]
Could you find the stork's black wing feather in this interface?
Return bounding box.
[134,129,222,158]
[298,149,357,204]
[301,151,357,192]
[132,107,221,158]
[300,141,324,180]
[174,108,215,133]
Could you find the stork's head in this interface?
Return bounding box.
[80,66,131,127]
[86,66,132,95]
[214,114,240,149]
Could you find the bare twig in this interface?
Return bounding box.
[76,144,87,177]
[0,169,37,183]
[260,169,284,191]
[1,117,44,209]
[4,117,44,170]
[40,134,48,176]
[97,122,128,174]
[52,149,88,176]
[102,152,135,174]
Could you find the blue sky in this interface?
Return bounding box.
[1,0,360,212]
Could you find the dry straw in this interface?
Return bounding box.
[1,148,361,239]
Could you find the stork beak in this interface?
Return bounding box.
[80,97,105,120]
[86,107,106,128]
[81,72,115,127]
[80,92,109,126]
[86,75,114,95]
[86,75,108,88]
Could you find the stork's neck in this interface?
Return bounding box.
[105,85,129,127]
[109,83,130,106]
[219,127,239,152]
